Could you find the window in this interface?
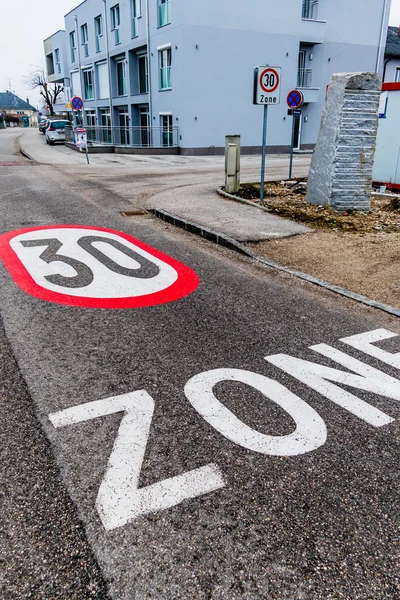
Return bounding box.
[138,53,148,93]
[83,69,94,99]
[302,0,318,20]
[159,47,171,90]
[116,60,127,95]
[131,0,141,37]
[160,114,173,147]
[395,67,400,82]
[70,31,76,63]
[81,23,89,58]
[159,0,171,27]
[54,48,61,74]
[111,5,121,44]
[95,15,103,52]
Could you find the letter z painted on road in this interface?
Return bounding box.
[0,225,199,308]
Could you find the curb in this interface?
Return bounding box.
[149,208,400,319]
[16,135,35,162]
[216,187,272,212]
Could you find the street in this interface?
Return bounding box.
[1,128,399,600]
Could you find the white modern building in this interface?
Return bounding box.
[43,0,391,154]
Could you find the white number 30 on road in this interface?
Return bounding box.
[0,225,199,308]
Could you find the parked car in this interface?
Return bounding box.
[45,120,71,145]
[38,118,48,133]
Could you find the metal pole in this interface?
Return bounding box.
[289,114,296,180]
[260,104,268,205]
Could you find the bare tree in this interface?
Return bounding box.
[24,66,64,115]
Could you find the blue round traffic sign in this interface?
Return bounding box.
[286,89,304,109]
[71,95,84,111]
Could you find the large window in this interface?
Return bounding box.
[159,0,171,27]
[111,5,121,45]
[116,60,127,95]
[138,53,148,93]
[95,15,103,52]
[81,23,89,58]
[131,0,141,37]
[159,47,171,90]
[70,31,76,63]
[83,69,94,99]
[54,48,61,74]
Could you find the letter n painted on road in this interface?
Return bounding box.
[0,225,199,308]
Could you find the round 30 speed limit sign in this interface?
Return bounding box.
[0,225,199,309]
[254,66,281,105]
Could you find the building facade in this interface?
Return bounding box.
[43,0,391,154]
[0,92,38,127]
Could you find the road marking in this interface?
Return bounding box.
[184,368,327,456]
[0,225,199,308]
[265,345,398,427]
[48,329,400,528]
[340,328,400,370]
[49,391,225,530]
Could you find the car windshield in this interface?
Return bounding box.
[51,121,69,129]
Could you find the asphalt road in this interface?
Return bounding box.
[0,129,399,599]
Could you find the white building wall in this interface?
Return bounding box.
[43,0,392,153]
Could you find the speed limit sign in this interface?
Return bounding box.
[0,225,199,309]
[253,66,281,105]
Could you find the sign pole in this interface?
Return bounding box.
[260,104,268,205]
[289,115,296,180]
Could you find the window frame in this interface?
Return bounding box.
[54,48,61,74]
[81,23,89,58]
[111,4,121,45]
[95,15,103,53]
[70,31,77,63]
[158,0,171,27]
[116,59,127,96]
[131,0,141,38]
[83,68,95,100]
[159,47,172,90]
[138,52,148,93]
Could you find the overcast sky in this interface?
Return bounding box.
[1,0,400,108]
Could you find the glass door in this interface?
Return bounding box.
[139,106,150,147]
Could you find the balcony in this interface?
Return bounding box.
[297,68,313,88]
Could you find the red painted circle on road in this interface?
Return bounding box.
[259,68,280,93]
[0,225,200,309]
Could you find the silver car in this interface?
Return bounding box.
[45,120,71,145]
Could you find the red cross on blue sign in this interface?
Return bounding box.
[286,89,304,109]
[71,96,84,111]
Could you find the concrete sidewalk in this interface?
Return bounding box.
[145,183,311,242]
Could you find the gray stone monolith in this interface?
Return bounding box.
[306,72,381,212]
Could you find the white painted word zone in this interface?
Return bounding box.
[49,328,400,530]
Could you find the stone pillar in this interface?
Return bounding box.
[306,72,381,212]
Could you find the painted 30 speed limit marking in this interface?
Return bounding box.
[0,225,199,308]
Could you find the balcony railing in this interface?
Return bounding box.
[159,1,171,26]
[297,68,313,87]
[302,0,318,20]
[66,125,179,148]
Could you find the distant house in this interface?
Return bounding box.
[0,91,38,127]
[383,26,400,82]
